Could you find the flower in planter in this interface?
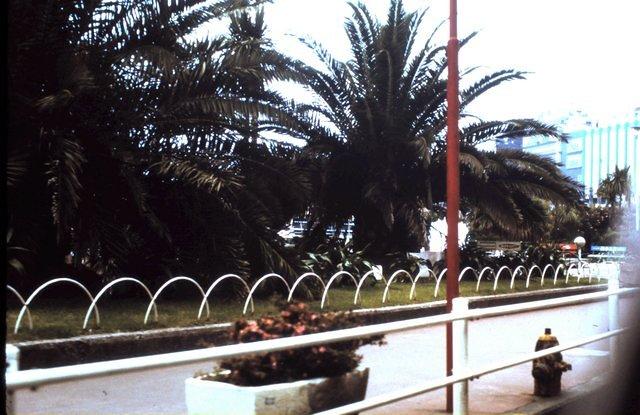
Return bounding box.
[205,302,385,386]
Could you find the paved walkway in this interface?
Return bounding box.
[361,297,634,414]
[12,297,637,414]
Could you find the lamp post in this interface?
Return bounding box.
[445,0,461,412]
[632,125,639,231]
[574,236,586,261]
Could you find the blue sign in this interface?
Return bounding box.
[591,245,627,253]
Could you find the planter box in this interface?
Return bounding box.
[185,367,369,415]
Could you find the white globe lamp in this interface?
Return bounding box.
[574,236,586,261]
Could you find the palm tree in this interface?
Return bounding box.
[8,0,309,285]
[597,166,631,207]
[143,9,313,282]
[285,0,581,259]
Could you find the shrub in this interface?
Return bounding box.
[451,238,568,281]
[384,251,424,276]
[203,302,385,386]
[302,240,375,286]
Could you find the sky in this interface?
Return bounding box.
[207,0,640,122]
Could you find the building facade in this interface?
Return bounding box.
[498,109,640,201]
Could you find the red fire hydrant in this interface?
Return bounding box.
[532,328,572,397]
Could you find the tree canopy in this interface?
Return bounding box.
[286,0,581,259]
[8,0,585,290]
[597,166,631,207]
[7,0,308,287]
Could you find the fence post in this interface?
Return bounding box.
[6,344,19,415]
[6,344,19,373]
[452,297,469,415]
[608,263,620,367]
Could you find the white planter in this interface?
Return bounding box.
[185,367,369,415]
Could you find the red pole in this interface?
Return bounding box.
[445,0,460,412]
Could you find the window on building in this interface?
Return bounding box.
[529,143,560,155]
[565,153,582,169]
[565,168,582,181]
[567,137,583,153]
[523,136,556,147]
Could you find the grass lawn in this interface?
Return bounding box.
[6,278,601,342]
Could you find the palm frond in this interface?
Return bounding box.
[152,157,243,193]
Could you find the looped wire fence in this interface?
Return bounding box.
[8,260,602,333]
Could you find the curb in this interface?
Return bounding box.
[11,285,607,370]
[506,375,610,415]
[352,284,608,323]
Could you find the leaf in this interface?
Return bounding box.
[8,259,26,274]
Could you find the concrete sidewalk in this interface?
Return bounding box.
[359,375,610,415]
[360,298,633,415]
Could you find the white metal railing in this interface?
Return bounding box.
[6,274,637,415]
[315,329,625,415]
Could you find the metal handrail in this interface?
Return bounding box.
[316,328,625,415]
[6,286,636,391]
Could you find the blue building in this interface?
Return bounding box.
[494,136,523,151]
[503,109,640,201]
